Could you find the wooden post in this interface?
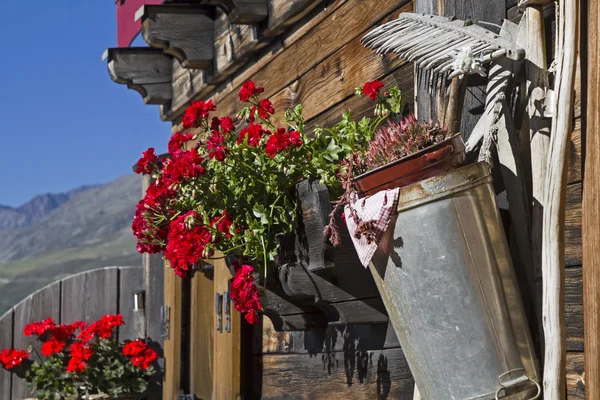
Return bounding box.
[584,0,600,397]
[542,0,578,398]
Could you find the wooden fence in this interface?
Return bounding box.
[0,266,145,400]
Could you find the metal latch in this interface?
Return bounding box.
[160,305,170,340]
[224,291,231,333]
[215,293,223,333]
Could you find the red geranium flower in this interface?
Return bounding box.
[182,99,217,129]
[254,98,274,119]
[163,211,213,277]
[123,340,157,370]
[168,132,194,154]
[230,264,262,324]
[207,131,228,162]
[135,148,159,175]
[239,80,264,102]
[24,318,56,337]
[362,80,385,101]
[162,150,205,185]
[265,128,303,158]
[0,349,29,370]
[219,116,235,133]
[41,339,66,356]
[237,123,264,147]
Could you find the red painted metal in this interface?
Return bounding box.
[352,133,466,198]
[116,0,164,47]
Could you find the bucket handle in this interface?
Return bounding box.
[423,145,454,163]
[494,376,541,400]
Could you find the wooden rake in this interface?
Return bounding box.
[361,13,525,133]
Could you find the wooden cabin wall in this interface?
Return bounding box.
[165,0,585,398]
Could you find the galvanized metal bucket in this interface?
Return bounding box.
[370,162,540,400]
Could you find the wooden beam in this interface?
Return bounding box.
[265,0,323,37]
[229,0,268,24]
[584,0,600,397]
[106,47,172,105]
[138,4,215,69]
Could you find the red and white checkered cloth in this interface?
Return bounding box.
[344,188,400,268]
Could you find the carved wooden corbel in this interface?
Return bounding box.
[105,47,172,105]
[137,4,216,69]
[228,0,268,24]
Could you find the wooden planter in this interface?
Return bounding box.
[352,132,466,197]
[369,162,540,399]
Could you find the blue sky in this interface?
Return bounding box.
[0,1,169,207]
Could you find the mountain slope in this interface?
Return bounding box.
[0,175,141,261]
[0,185,99,232]
[0,174,143,313]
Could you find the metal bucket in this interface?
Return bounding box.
[369,162,540,400]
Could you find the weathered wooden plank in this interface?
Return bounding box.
[259,318,399,355]
[259,6,412,125]
[12,281,61,399]
[259,347,414,399]
[229,0,268,24]
[565,267,583,352]
[118,266,145,341]
[60,268,119,325]
[265,0,323,37]
[140,4,215,69]
[213,9,262,83]
[584,1,600,396]
[305,64,414,132]
[106,48,173,105]
[0,310,13,400]
[211,0,412,119]
[190,271,214,400]
[145,252,165,343]
[211,257,242,399]
[566,352,585,399]
[168,59,212,120]
[569,118,582,184]
[565,182,582,267]
[163,265,183,400]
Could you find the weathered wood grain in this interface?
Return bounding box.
[211,257,242,399]
[584,1,600,397]
[229,0,268,24]
[259,347,414,399]
[140,4,215,69]
[211,0,412,118]
[168,59,212,120]
[60,268,119,325]
[162,265,183,400]
[565,182,582,267]
[213,9,262,83]
[566,352,585,399]
[12,281,61,399]
[118,266,145,341]
[106,48,172,105]
[143,253,164,400]
[265,0,323,37]
[0,310,13,400]
[190,271,214,400]
[565,267,583,352]
[569,119,582,184]
[258,319,399,355]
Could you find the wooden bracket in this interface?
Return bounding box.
[228,0,268,24]
[137,4,216,69]
[105,47,172,105]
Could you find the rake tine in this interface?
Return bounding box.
[402,31,451,60]
[378,26,438,54]
[411,33,464,63]
[366,22,420,51]
[363,21,417,48]
[418,37,473,69]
